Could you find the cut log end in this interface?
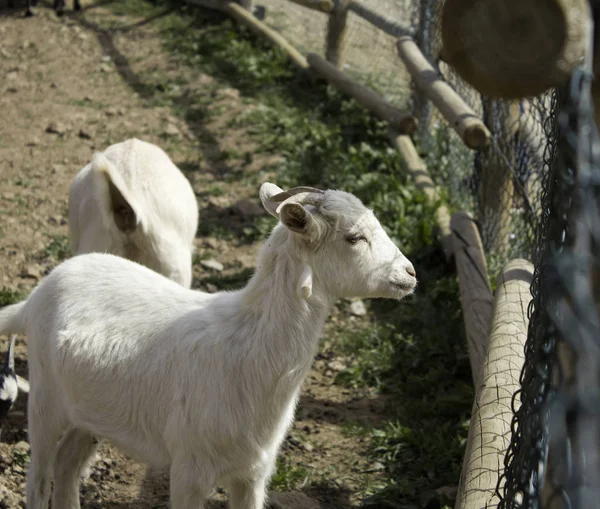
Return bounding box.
[463,123,491,150]
[441,0,591,98]
[398,115,418,135]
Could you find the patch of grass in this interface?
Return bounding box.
[241,215,278,243]
[0,288,24,307]
[197,221,235,241]
[199,268,254,292]
[12,448,30,468]
[39,235,70,261]
[269,457,310,492]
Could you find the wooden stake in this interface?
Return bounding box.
[478,99,518,255]
[451,211,494,387]
[455,259,533,509]
[392,134,452,258]
[326,0,350,68]
[396,36,490,150]
[308,53,417,133]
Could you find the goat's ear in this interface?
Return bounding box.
[92,153,143,233]
[279,202,315,235]
[260,182,286,218]
[16,375,30,394]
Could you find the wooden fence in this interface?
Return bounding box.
[175,1,583,508]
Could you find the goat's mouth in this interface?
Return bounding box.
[389,278,417,296]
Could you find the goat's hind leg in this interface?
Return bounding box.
[170,457,214,509]
[52,428,100,509]
[26,398,65,509]
[227,474,270,509]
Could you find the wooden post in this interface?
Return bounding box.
[223,3,309,70]
[288,0,334,13]
[396,36,491,150]
[455,259,533,509]
[392,133,453,258]
[451,211,494,387]
[307,53,417,133]
[441,0,591,98]
[478,99,518,255]
[326,0,350,68]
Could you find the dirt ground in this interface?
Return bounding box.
[0,2,389,507]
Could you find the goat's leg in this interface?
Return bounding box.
[52,428,99,509]
[26,396,65,509]
[73,0,80,11]
[53,0,65,15]
[25,0,34,17]
[169,458,214,509]
[227,475,270,509]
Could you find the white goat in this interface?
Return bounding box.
[0,183,416,509]
[69,138,198,288]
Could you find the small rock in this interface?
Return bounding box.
[163,123,181,137]
[20,266,42,280]
[106,107,118,117]
[327,360,346,372]
[100,63,112,73]
[14,441,30,454]
[235,199,264,219]
[303,442,314,452]
[49,215,66,225]
[26,136,40,146]
[22,40,31,49]
[0,48,11,59]
[78,128,92,140]
[101,55,111,62]
[45,121,67,135]
[206,283,218,293]
[203,238,219,250]
[267,492,320,509]
[349,300,367,316]
[2,192,15,200]
[200,259,224,272]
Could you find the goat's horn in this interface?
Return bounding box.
[287,186,324,195]
[6,335,15,372]
[268,191,294,203]
[275,192,324,214]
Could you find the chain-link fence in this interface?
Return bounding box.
[497,55,600,509]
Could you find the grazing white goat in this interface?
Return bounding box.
[0,183,416,509]
[69,138,198,288]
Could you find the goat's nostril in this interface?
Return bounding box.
[405,265,416,278]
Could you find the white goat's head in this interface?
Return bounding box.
[260,183,417,300]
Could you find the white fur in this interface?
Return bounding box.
[0,183,416,509]
[0,375,17,404]
[68,138,198,288]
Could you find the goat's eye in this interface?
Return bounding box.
[345,234,366,244]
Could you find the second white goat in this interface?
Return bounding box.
[69,138,198,288]
[0,183,416,509]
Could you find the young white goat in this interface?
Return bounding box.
[69,138,198,288]
[0,183,416,509]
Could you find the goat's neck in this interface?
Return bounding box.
[238,229,332,370]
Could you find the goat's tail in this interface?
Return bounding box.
[0,302,26,336]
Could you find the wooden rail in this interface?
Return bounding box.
[326,0,350,67]
[451,212,494,387]
[392,134,452,258]
[397,36,490,150]
[455,259,533,509]
[308,53,417,133]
